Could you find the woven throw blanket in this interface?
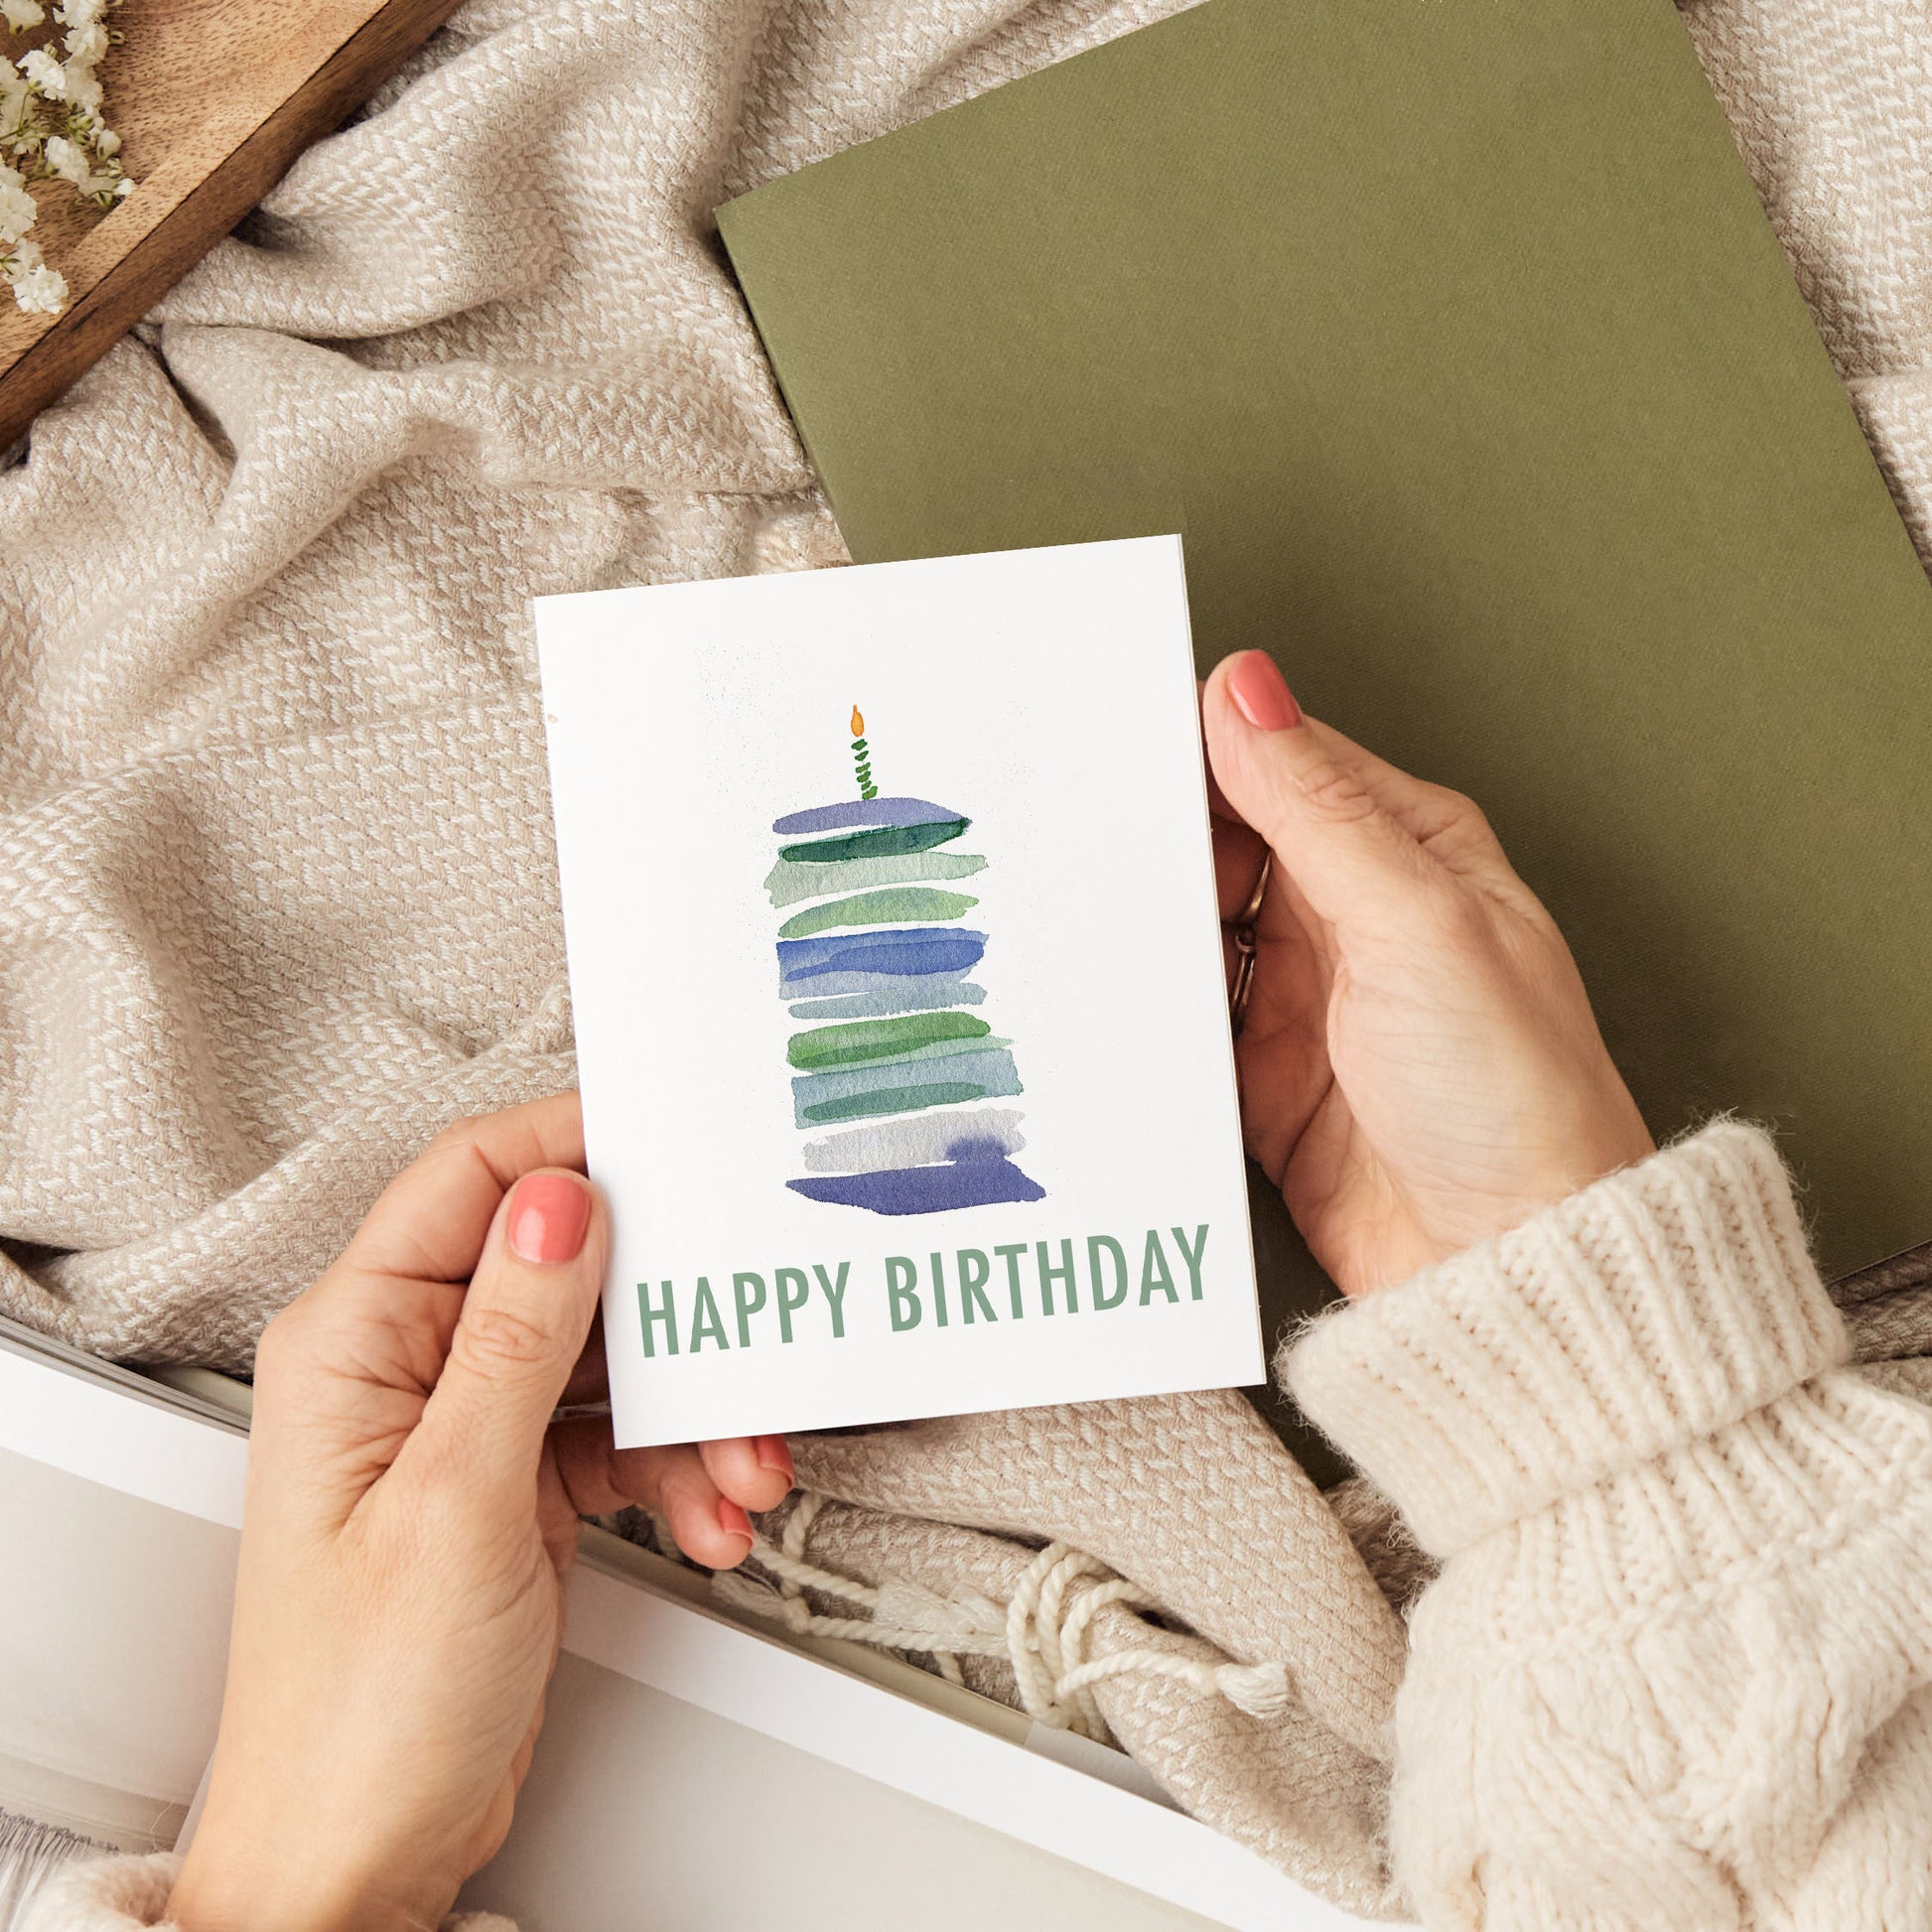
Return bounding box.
[3,0,1929,1912]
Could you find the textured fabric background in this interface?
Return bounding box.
[3,3,1929,1913]
[1,0,1927,1363]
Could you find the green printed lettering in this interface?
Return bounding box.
[994,1243,1029,1319]
[688,1276,729,1351]
[1171,1224,1209,1301]
[1036,1238,1076,1315]
[637,1281,678,1358]
[774,1267,810,1344]
[887,1256,921,1331]
[1088,1235,1129,1311]
[1140,1229,1178,1305]
[813,1261,851,1338]
[732,1272,766,1348]
[957,1248,996,1323]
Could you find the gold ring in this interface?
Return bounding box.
[1226,850,1272,1039]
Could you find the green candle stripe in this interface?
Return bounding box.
[788,1011,991,1068]
[778,887,979,939]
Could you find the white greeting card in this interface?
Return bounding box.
[536,536,1261,1448]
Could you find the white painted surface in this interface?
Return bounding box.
[0,1448,235,1806]
[0,1351,1374,1929]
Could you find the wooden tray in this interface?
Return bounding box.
[0,0,462,452]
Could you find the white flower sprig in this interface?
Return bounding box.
[1,0,134,318]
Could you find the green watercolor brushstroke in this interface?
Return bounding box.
[778,887,979,939]
[795,1032,1010,1075]
[764,850,986,908]
[779,819,968,865]
[801,1079,990,1124]
[787,1011,990,1069]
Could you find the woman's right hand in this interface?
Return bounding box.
[1202,650,1655,1300]
[169,1095,788,1932]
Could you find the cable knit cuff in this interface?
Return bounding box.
[1283,1122,1849,1557]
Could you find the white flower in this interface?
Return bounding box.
[62,20,102,62]
[61,60,97,110]
[8,230,41,267]
[52,0,98,24]
[91,123,114,155]
[8,256,64,310]
[18,45,61,92]
[43,129,83,180]
[1,0,45,29]
[0,167,31,242]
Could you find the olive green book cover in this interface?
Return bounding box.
[716,0,1932,1301]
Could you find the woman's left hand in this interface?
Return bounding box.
[169,1093,792,1932]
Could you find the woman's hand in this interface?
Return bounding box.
[169,1094,792,1932]
[1204,651,1653,1299]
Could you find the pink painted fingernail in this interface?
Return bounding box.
[507,1173,592,1265]
[1226,651,1303,732]
[756,1435,794,1486]
[717,1497,754,1545]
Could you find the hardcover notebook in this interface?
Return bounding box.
[537,537,1262,1448]
[714,0,1932,1293]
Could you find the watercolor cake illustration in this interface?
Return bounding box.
[765,708,1046,1216]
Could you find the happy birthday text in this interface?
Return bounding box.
[633,1224,1211,1357]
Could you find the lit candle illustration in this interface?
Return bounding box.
[851,705,877,800]
[760,710,1044,1215]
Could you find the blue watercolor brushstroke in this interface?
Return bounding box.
[772,796,962,836]
[776,969,975,1000]
[791,1045,1023,1127]
[777,927,987,989]
[787,1157,1044,1215]
[788,982,988,1022]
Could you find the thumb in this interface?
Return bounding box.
[1203,651,1435,937]
[413,1169,609,1500]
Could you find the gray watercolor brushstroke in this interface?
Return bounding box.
[787,982,988,1021]
[800,1108,1028,1174]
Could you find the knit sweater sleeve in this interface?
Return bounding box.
[17,1855,518,1932]
[1284,1121,1932,1930]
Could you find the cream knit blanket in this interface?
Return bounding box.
[3,0,1926,1365]
[3,0,1929,1914]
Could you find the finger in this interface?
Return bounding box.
[551,1421,758,1570]
[1200,704,1247,827]
[342,1093,587,1287]
[1212,812,1270,922]
[401,1168,608,1504]
[1293,722,1514,882]
[1211,660,1513,884]
[509,1697,544,1794]
[1203,652,1444,937]
[561,1310,608,1408]
[700,1435,793,1513]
